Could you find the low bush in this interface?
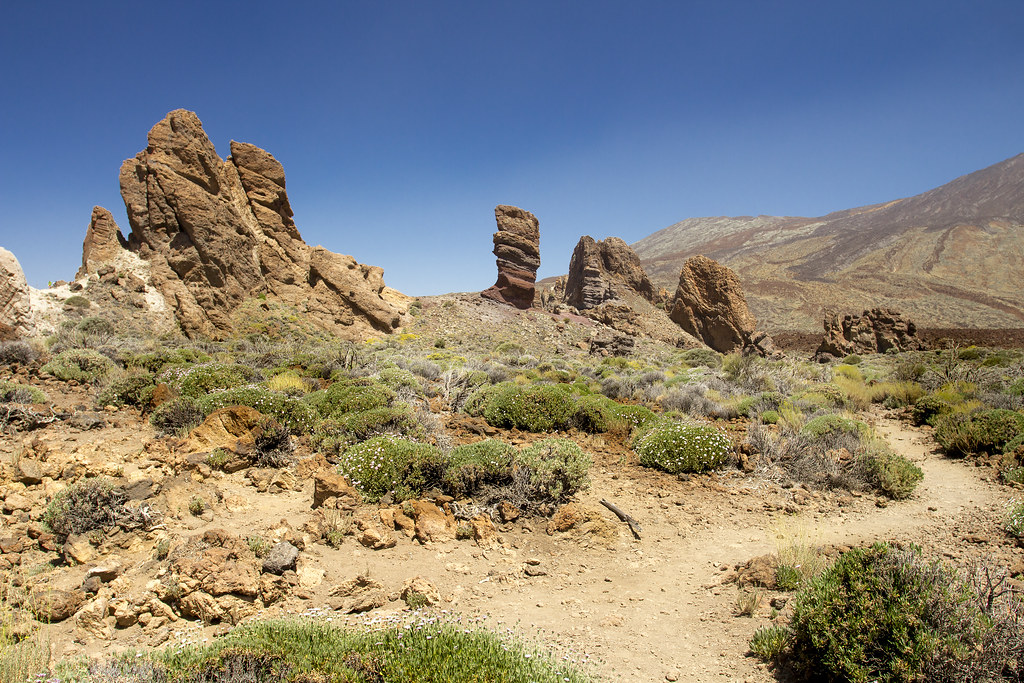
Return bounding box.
[161,362,259,398]
[749,625,791,661]
[860,447,923,500]
[311,405,424,455]
[304,379,396,419]
[0,380,47,404]
[633,421,732,474]
[680,348,722,368]
[97,371,156,408]
[125,347,211,373]
[336,436,445,501]
[63,295,90,308]
[42,478,147,542]
[800,414,868,442]
[376,366,423,394]
[1002,466,1024,485]
[480,383,577,432]
[443,439,517,498]
[118,617,594,683]
[199,387,318,433]
[786,543,1024,683]
[41,348,116,383]
[263,371,309,396]
[516,438,591,503]
[149,396,205,435]
[1007,500,1024,539]
[0,340,37,365]
[934,409,1024,457]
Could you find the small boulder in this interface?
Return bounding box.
[401,576,442,607]
[313,471,361,510]
[262,541,299,575]
[29,589,85,623]
[409,500,456,544]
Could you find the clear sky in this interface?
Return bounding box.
[2,1,1023,294]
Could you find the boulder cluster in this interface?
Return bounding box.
[815,308,925,360]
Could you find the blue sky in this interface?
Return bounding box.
[2,1,1023,294]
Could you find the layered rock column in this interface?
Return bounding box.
[669,255,757,353]
[563,236,656,309]
[481,205,540,309]
[77,207,128,279]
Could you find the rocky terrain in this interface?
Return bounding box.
[0,295,1022,682]
[633,153,1024,331]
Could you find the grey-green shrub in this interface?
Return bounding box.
[161,362,259,398]
[335,436,444,501]
[934,409,1024,456]
[861,447,923,500]
[304,379,395,419]
[0,380,47,404]
[41,348,116,383]
[199,387,318,433]
[149,396,205,434]
[444,439,517,498]
[633,421,732,474]
[517,438,591,503]
[97,371,156,408]
[480,383,577,432]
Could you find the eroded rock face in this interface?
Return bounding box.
[564,236,656,309]
[0,247,32,336]
[815,308,925,359]
[481,205,540,309]
[77,207,128,279]
[119,109,403,339]
[669,255,757,353]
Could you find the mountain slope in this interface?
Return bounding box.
[633,154,1024,331]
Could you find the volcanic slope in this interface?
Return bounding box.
[633,152,1024,331]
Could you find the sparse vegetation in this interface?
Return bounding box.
[41,348,116,383]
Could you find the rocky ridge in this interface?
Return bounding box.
[815,308,926,360]
[116,109,406,340]
[633,153,1024,330]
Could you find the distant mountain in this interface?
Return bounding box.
[632,153,1024,331]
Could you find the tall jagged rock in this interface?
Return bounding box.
[0,247,32,338]
[118,109,403,339]
[77,207,129,279]
[669,255,757,353]
[481,205,540,309]
[815,308,925,359]
[564,236,656,309]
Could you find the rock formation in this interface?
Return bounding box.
[0,247,32,338]
[815,308,925,359]
[77,207,128,279]
[481,205,540,309]
[669,255,757,353]
[117,109,403,339]
[563,236,656,310]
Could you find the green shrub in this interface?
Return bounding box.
[1002,467,1024,485]
[41,348,116,383]
[1007,500,1024,539]
[909,394,952,426]
[125,348,211,373]
[760,409,780,425]
[800,414,868,441]
[633,421,731,474]
[749,624,791,661]
[63,295,90,308]
[149,396,205,434]
[680,348,722,368]
[75,316,114,335]
[0,380,48,404]
[311,404,424,455]
[609,403,658,434]
[516,439,591,503]
[336,436,444,501]
[934,409,1024,457]
[444,439,517,498]
[136,618,592,683]
[861,448,923,500]
[97,371,156,408]
[376,367,423,394]
[162,362,258,398]
[1009,378,1024,398]
[1005,433,1024,455]
[841,354,862,365]
[481,383,577,432]
[199,387,318,433]
[304,379,396,419]
[788,543,1015,683]
[42,478,142,542]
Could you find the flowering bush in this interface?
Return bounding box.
[97,371,156,408]
[161,362,259,398]
[336,436,444,501]
[634,421,731,474]
[199,386,318,433]
[303,379,396,419]
[1007,499,1024,539]
[482,384,577,432]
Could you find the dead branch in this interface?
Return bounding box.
[600,498,642,539]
